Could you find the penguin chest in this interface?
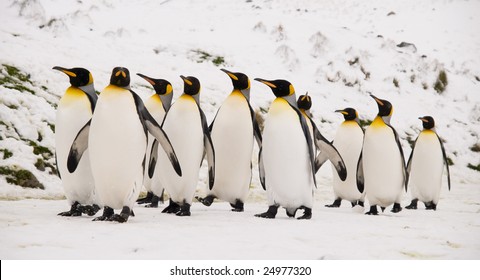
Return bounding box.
[263,98,313,207]
[332,122,364,200]
[88,87,146,208]
[363,118,404,205]
[409,131,444,200]
[159,96,203,201]
[55,87,95,203]
[210,92,253,199]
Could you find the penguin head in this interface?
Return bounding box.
[419,116,435,129]
[221,69,250,90]
[370,94,393,117]
[53,66,93,87]
[110,67,130,88]
[297,92,312,111]
[180,75,201,96]
[254,78,295,98]
[335,107,358,121]
[137,73,173,96]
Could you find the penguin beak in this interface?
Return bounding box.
[370,94,384,106]
[180,75,193,86]
[335,109,348,115]
[254,78,277,89]
[137,73,156,86]
[419,117,428,123]
[221,69,238,81]
[53,66,77,77]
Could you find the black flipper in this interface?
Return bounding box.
[199,105,215,190]
[310,120,347,181]
[436,133,451,191]
[406,136,418,190]
[67,120,91,173]
[247,102,263,147]
[356,151,364,193]
[130,90,182,177]
[387,123,407,192]
[289,104,317,188]
[148,139,159,178]
[55,152,61,179]
[258,147,266,190]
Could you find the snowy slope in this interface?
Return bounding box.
[0,0,479,260]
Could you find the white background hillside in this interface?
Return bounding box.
[1,0,479,266]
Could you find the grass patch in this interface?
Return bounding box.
[1,148,13,159]
[0,165,45,189]
[469,143,480,152]
[26,140,53,159]
[393,78,399,88]
[433,70,448,94]
[0,64,36,94]
[358,118,372,129]
[190,49,226,66]
[467,163,480,172]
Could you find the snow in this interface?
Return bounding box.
[1,0,480,265]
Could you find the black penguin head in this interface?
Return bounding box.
[53,66,93,87]
[137,73,172,95]
[110,67,130,88]
[297,92,312,110]
[221,69,250,90]
[335,107,358,121]
[419,116,435,129]
[370,94,393,117]
[254,78,295,98]
[180,75,200,96]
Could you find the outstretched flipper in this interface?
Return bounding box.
[131,90,182,177]
[356,152,364,193]
[258,147,266,190]
[199,107,215,189]
[67,120,91,173]
[311,122,347,181]
[437,134,451,191]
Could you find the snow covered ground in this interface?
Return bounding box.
[1,0,479,265]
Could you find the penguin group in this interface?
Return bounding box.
[54,66,451,222]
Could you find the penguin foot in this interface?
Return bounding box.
[380,207,386,212]
[58,201,82,217]
[365,206,379,215]
[230,199,244,212]
[109,206,132,223]
[137,191,154,204]
[81,204,101,216]
[405,199,418,210]
[391,203,402,213]
[425,201,437,211]
[145,195,160,208]
[176,204,191,216]
[297,207,312,220]
[286,208,297,218]
[255,205,278,219]
[162,199,181,214]
[196,195,215,207]
[357,201,365,207]
[92,206,114,221]
[325,198,342,208]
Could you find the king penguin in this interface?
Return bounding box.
[53,66,99,217]
[357,94,406,215]
[254,79,317,219]
[296,93,347,182]
[155,75,215,216]
[196,69,262,212]
[405,116,451,210]
[325,108,365,208]
[135,73,174,208]
[67,67,181,222]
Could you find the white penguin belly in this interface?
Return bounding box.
[210,93,253,203]
[332,122,364,202]
[55,87,95,205]
[156,96,203,205]
[263,98,314,209]
[409,132,444,204]
[88,87,146,209]
[363,123,404,207]
[143,96,166,193]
